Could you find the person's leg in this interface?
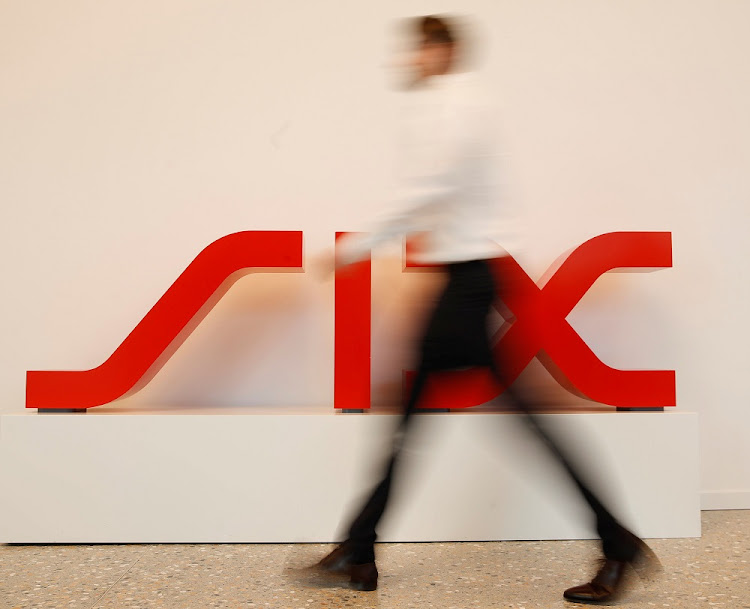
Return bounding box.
[497,379,639,561]
[490,258,660,602]
[487,255,639,561]
[318,269,458,585]
[345,364,431,563]
[315,362,431,592]
[343,265,476,561]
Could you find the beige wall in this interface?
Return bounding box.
[1,1,748,507]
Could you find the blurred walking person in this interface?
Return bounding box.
[314,15,660,604]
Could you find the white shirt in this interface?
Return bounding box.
[337,71,517,265]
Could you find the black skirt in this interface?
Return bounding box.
[417,259,497,371]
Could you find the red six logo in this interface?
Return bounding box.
[27,231,674,410]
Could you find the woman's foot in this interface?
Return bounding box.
[563,537,661,603]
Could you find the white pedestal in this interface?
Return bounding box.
[0,408,700,543]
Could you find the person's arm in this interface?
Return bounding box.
[335,171,459,266]
[336,93,486,266]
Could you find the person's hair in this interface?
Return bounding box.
[417,15,457,46]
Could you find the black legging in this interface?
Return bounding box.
[345,258,639,564]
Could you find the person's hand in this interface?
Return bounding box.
[310,250,337,281]
[310,247,360,281]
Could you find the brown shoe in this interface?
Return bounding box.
[564,539,661,604]
[315,543,378,591]
[563,559,628,603]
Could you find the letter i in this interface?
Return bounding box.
[334,233,371,411]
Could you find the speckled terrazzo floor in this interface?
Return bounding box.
[2,510,747,609]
